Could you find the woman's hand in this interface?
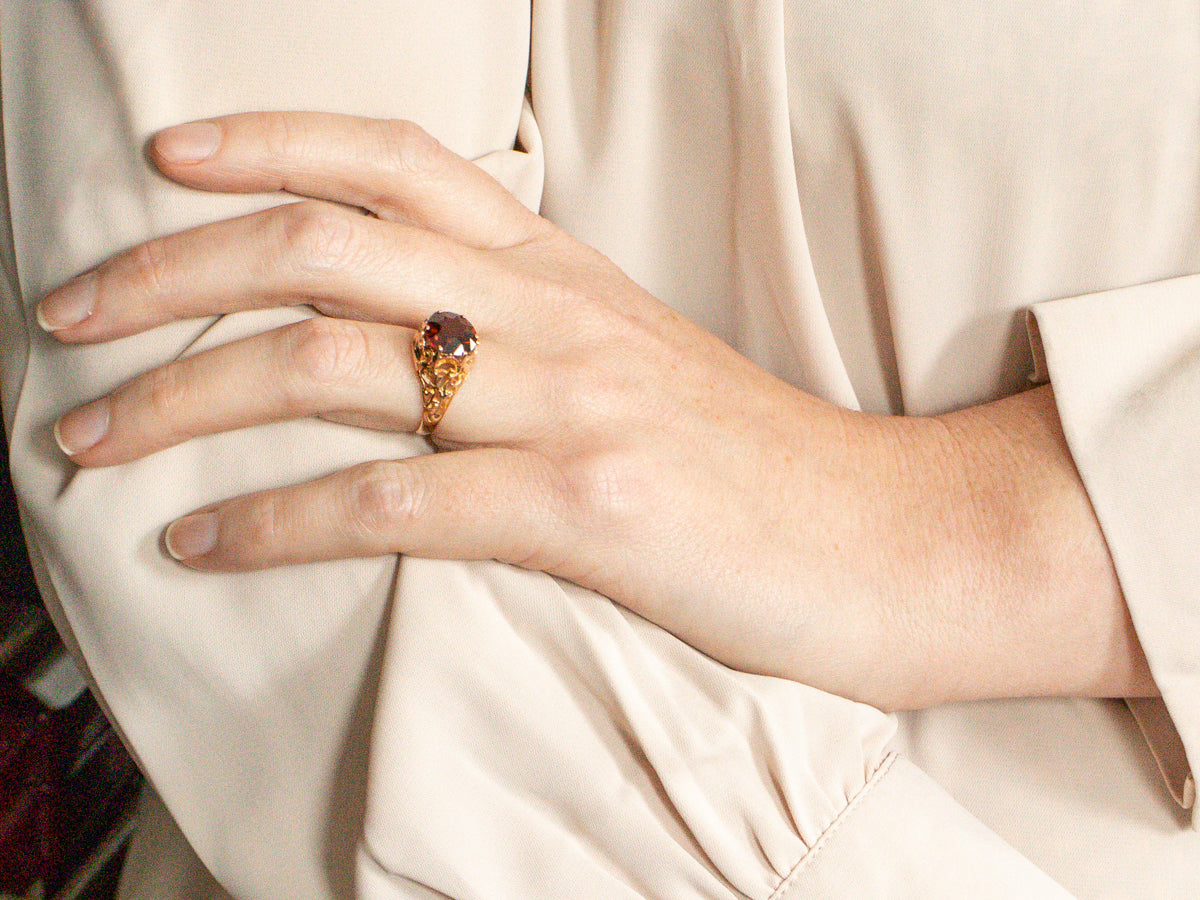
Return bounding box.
[40,112,1154,709]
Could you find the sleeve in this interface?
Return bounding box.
[3,3,1080,897]
[1,1,536,895]
[1028,275,1200,820]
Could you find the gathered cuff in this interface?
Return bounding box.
[771,755,1071,898]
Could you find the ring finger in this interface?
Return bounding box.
[53,315,543,467]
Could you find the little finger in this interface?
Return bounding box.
[163,448,565,571]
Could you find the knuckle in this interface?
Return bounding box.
[243,493,285,549]
[128,238,173,298]
[537,278,591,313]
[346,461,425,537]
[549,356,629,430]
[546,360,591,424]
[279,201,359,276]
[534,280,617,348]
[522,212,559,245]
[258,112,307,163]
[556,452,641,532]
[143,363,194,421]
[373,119,445,177]
[283,317,372,390]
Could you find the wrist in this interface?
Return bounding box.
[931,386,1155,703]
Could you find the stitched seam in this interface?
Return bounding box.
[766,752,899,900]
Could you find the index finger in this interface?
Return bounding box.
[150,112,542,250]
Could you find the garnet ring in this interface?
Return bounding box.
[411,311,478,437]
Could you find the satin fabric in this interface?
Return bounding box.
[2,2,1197,897]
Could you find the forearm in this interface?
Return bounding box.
[38,104,1157,720]
[663,382,1154,712]
[933,384,1153,701]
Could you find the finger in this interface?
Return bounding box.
[37,200,520,342]
[162,448,564,572]
[54,317,543,467]
[149,112,543,250]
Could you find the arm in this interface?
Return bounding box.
[42,111,1157,713]
[4,57,1074,900]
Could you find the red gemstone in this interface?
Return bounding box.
[423,311,477,359]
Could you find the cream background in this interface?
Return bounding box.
[3,1,1198,896]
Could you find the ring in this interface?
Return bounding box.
[411,311,478,436]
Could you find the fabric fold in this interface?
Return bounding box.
[2,2,535,895]
[1029,275,1200,824]
[360,558,897,899]
[773,755,1073,899]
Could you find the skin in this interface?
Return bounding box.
[40,112,1156,711]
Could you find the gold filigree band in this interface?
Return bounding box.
[411,311,477,436]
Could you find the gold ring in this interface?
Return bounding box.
[411,311,477,436]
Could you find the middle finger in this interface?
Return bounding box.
[37,200,521,343]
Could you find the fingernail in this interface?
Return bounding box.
[54,398,110,456]
[165,513,220,560]
[155,121,221,164]
[38,275,97,331]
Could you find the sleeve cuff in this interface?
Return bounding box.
[1127,696,1197,810]
[1027,274,1200,822]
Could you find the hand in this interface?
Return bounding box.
[40,112,1154,709]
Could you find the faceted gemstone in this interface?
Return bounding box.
[422,311,477,359]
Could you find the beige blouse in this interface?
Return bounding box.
[2,1,1197,896]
